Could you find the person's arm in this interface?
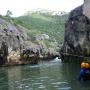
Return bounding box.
[78,69,84,80]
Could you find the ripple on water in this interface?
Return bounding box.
[57,87,71,90]
[51,82,69,85]
[38,76,49,79]
[40,79,45,82]
[25,85,29,88]
[53,85,60,88]
[18,85,22,88]
[38,85,46,89]
[33,82,43,85]
[16,83,33,90]
[15,81,19,83]
[21,78,32,82]
[51,81,70,90]
[29,60,61,68]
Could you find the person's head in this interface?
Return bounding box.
[81,62,86,68]
[81,62,90,69]
[85,63,90,68]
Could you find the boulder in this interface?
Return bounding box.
[20,48,39,64]
[7,51,21,65]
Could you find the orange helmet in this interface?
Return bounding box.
[81,62,86,68]
[85,63,90,68]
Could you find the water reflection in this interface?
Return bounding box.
[0,68,8,90]
[7,66,22,90]
[0,61,90,90]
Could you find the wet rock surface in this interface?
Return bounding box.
[60,5,90,62]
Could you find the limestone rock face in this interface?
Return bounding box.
[7,51,21,65]
[60,5,90,61]
[0,17,57,65]
[83,0,90,19]
[0,18,28,65]
[0,18,27,51]
[0,17,41,65]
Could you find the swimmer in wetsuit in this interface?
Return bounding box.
[78,62,90,81]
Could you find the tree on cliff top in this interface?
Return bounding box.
[6,10,12,17]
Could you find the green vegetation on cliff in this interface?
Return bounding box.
[1,10,68,56]
[0,10,69,64]
[14,11,68,44]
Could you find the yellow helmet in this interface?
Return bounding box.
[85,63,90,68]
[81,62,86,68]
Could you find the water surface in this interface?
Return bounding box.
[0,59,90,90]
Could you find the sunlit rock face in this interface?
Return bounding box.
[0,17,41,65]
[0,18,27,65]
[0,17,58,65]
[60,5,90,62]
[83,0,90,19]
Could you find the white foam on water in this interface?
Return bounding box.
[51,57,62,63]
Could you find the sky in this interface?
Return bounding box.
[0,0,84,17]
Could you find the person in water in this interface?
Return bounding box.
[78,62,90,81]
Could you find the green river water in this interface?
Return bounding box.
[0,59,90,90]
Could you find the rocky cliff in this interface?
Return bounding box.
[0,16,58,66]
[60,5,90,62]
[0,16,39,65]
